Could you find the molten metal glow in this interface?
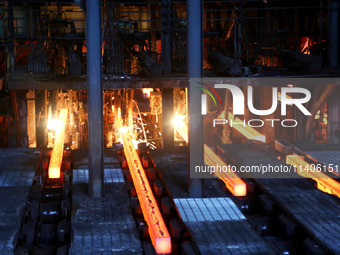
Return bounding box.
[119,126,128,134]
[173,122,246,196]
[173,115,186,128]
[119,120,171,254]
[173,115,188,143]
[204,145,247,197]
[286,155,340,199]
[142,88,153,98]
[228,112,266,143]
[48,109,68,179]
[47,118,61,130]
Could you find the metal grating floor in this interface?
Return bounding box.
[73,168,125,183]
[307,150,340,175]
[0,149,37,254]
[174,197,273,255]
[220,144,340,254]
[174,197,246,222]
[71,183,142,255]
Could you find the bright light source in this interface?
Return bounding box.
[172,115,186,128]
[132,139,139,150]
[119,126,128,134]
[142,88,153,98]
[234,183,247,197]
[174,124,188,143]
[47,118,62,130]
[48,109,68,179]
[155,237,172,254]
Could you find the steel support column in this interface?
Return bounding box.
[161,0,172,75]
[87,0,104,198]
[329,0,339,67]
[8,0,14,73]
[162,88,174,149]
[188,0,204,197]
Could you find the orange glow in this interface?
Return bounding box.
[173,115,188,143]
[119,120,171,254]
[204,145,247,197]
[278,92,292,103]
[314,110,328,124]
[48,109,68,179]
[174,112,265,144]
[286,155,340,199]
[173,122,246,197]
[228,112,266,143]
[142,88,153,98]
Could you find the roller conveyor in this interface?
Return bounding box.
[0,149,37,254]
[71,177,143,254]
[174,197,274,255]
[150,148,275,255]
[219,143,340,254]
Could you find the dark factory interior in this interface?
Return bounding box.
[0,0,340,254]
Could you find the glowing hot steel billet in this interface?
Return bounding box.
[204,145,247,197]
[48,109,68,179]
[119,126,171,254]
[173,115,188,143]
[286,155,340,199]
[227,112,266,143]
[173,120,246,196]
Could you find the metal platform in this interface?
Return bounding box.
[150,148,226,198]
[73,167,125,184]
[151,148,274,254]
[304,150,340,176]
[174,198,273,255]
[0,148,37,254]
[307,150,340,166]
[70,166,142,255]
[8,74,187,90]
[220,144,340,254]
[294,144,340,176]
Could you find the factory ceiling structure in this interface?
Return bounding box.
[0,0,340,254]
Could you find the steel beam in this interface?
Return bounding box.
[119,124,171,254]
[8,0,14,73]
[26,90,37,148]
[162,88,174,148]
[174,123,246,196]
[161,0,172,75]
[329,0,339,67]
[188,0,204,197]
[227,112,266,143]
[87,0,104,197]
[48,109,68,179]
[204,145,247,197]
[286,155,340,199]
